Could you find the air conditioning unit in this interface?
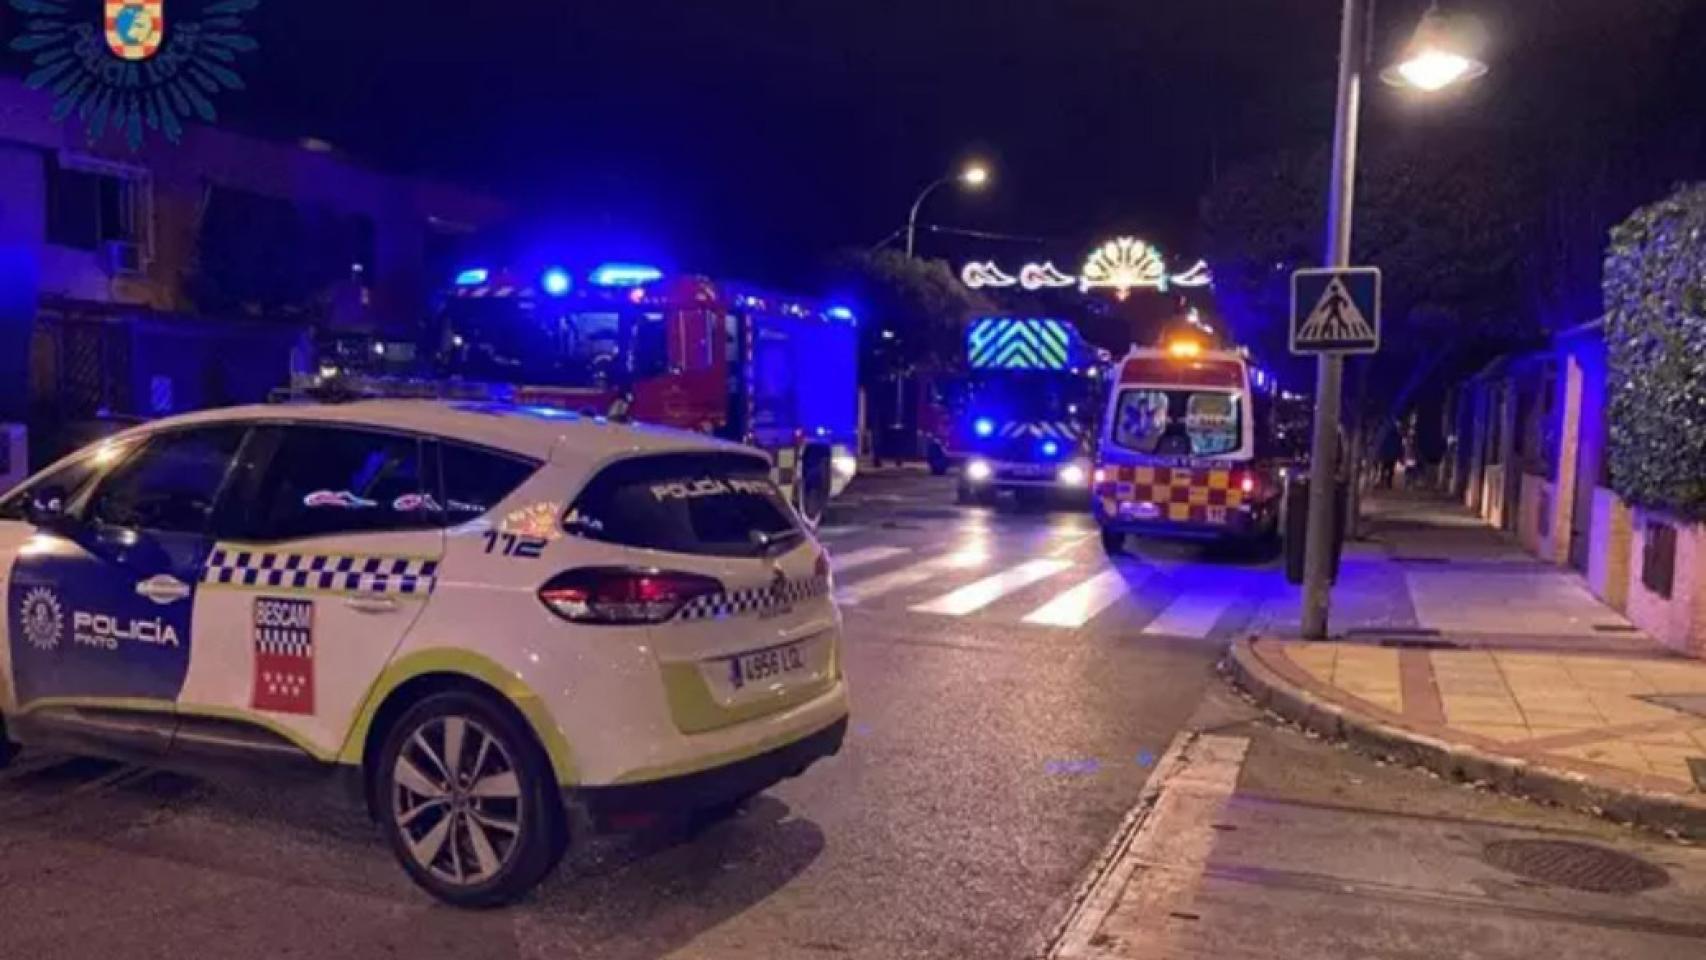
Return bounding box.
[0,423,26,494]
[101,240,146,278]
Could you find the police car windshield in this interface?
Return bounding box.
[1114,387,1242,458]
[565,453,800,558]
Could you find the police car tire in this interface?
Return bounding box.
[1101,528,1126,556]
[0,715,16,769]
[375,691,565,908]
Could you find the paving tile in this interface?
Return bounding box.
[1633,744,1705,784]
[1444,706,1529,727]
[1518,710,1606,729]
[1550,741,1654,777]
[1452,722,1533,743]
[1627,726,1706,747]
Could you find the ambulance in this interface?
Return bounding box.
[1092,338,1285,553]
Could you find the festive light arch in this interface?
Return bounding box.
[961,236,1212,298]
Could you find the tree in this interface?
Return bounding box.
[818,249,996,386]
[1603,183,1706,521]
[1200,137,1535,455]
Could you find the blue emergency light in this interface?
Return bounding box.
[590,262,663,287]
[1042,440,1060,457]
[974,417,996,438]
[541,267,572,296]
[826,306,856,322]
[455,268,489,287]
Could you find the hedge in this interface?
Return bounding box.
[1604,183,1706,521]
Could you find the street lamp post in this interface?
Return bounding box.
[904,163,989,259]
[1300,0,1485,639]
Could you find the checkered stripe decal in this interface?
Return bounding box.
[676,575,830,622]
[204,549,440,596]
[1095,466,1243,524]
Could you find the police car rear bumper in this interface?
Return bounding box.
[568,715,847,831]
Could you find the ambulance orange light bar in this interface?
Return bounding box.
[1167,338,1203,358]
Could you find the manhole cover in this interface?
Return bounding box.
[1482,840,1670,894]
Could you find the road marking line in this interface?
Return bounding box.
[836,547,991,605]
[910,558,1073,616]
[1140,592,1237,639]
[1048,732,1249,959]
[828,545,909,574]
[1023,569,1136,628]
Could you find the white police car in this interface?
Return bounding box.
[0,400,849,906]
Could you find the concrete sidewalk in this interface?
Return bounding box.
[1234,490,1706,836]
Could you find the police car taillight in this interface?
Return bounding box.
[539,568,723,625]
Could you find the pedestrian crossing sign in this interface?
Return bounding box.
[1290,267,1381,355]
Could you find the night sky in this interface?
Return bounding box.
[5,1,1702,286]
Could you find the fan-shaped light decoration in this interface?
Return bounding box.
[1079,237,1168,300]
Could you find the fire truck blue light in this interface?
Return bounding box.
[455,268,489,286]
[541,268,572,296]
[1042,440,1060,457]
[590,262,664,287]
[826,306,856,321]
[974,417,996,438]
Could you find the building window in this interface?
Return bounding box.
[44,152,151,256]
[1642,520,1677,600]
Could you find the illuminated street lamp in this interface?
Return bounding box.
[1381,3,1488,92]
[1300,1,1485,640]
[905,162,990,259]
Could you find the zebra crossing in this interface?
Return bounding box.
[824,534,1266,641]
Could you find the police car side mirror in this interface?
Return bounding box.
[25,486,72,531]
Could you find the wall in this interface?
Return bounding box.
[1518,473,1551,555]
[1483,463,1507,528]
[1551,356,1584,564]
[1626,509,1706,657]
[0,143,44,422]
[1588,487,1633,610]
[0,77,507,333]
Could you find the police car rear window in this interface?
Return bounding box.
[565,453,798,558]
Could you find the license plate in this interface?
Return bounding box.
[1207,506,1228,524]
[728,642,808,690]
[1122,501,1160,520]
[1010,463,1051,478]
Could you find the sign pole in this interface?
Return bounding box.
[1302,0,1366,640]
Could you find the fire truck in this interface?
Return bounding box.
[317,262,860,525]
[939,317,1107,504]
[1092,335,1288,553]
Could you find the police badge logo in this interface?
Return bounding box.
[105,1,164,60]
[18,587,66,651]
[7,0,262,148]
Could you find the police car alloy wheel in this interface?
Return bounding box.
[376,691,566,907]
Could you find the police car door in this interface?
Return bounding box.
[4,425,248,758]
[178,424,444,763]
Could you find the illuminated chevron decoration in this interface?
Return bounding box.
[967,318,1072,371]
[997,421,1078,439]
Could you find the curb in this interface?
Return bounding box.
[1225,636,1706,841]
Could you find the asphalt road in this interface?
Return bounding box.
[2,471,1703,960]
